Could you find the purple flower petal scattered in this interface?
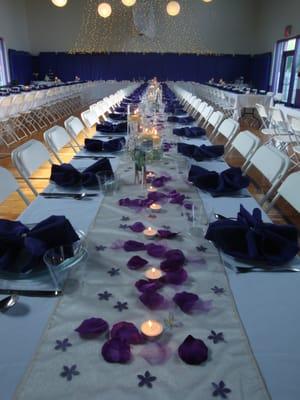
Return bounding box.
[164,268,188,285]
[129,222,146,233]
[157,230,178,239]
[110,240,125,250]
[145,243,167,258]
[193,298,213,313]
[212,381,231,398]
[178,335,208,365]
[127,255,148,270]
[151,176,171,188]
[140,343,172,365]
[111,321,144,345]
[173,291,199,313]
[184,202,193,210]
[75,317,109,338]
[101,338,131,364]
[160,249,185,272]
[124,240,146,252]
[139,291,166,310]
[135,279,164,293]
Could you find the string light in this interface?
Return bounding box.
[98,2,112,18]
[121,0,136,6]
[166,1,180,16]
[51,0,68,7]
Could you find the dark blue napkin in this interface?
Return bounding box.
[96,122,127,133]
[173,127,206,138]
[50,158,114,187]
[168,116,195,124]
[108,113,127,121]
[84,137,125,152]
[0,216,79,273]
[188,165,250,195]
[178,143,224,161]
[114,106,126,113]
[205,205,299,265]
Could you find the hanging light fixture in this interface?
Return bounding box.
[51,0,68,7]
[202,0,213,3]
[121,0,136,6]
[98,2,112,18]
[166,1,180,16]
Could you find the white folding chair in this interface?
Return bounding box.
[44,125,77,163]
[11,139,53,196]
[0,166,29,205]
[198,105,214,127]
[226,130,261,171]
[210,118,239,147]
[64,116,86,147]
[265,171,300,213]
[81,109,99,129]
[205,111,224,136]
[244,145,290,205]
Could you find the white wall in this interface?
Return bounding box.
[0,0,30,51]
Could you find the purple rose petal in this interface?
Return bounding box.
[129,222,146,233]
[160,249,185,272]
[147,191,168,203]
[110,240,125,250]
[184,202,193,210]
[101,338,131,363]
[140,342,172,365]
[145,243,167,258]
[75,317,109,338]
[193,298,213,313]
[127,255,148,270]
[111,321,144,345]
[164,268,188,285]
[139,292,166,310]
[173,291,199,313]
[157,230,178,239]
[124,240,146,252]
[135,279,164,293]
[178,335,208,365]
[152,176,171,188]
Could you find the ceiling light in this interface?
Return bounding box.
[121,0,136,6]
[51,0,68,7]
[166,1,180,16]
[98,2,112,18]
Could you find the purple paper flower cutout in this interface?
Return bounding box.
[108,267,120,276]
[127,255,148,270]
[196,245,207,253]
[135,279,164,293]
[157,230,178,239]
[211,286,225,295]
[173,291,199,313]
[95,245,107,251]
[114,301,128,312]
[98,291,113,301]
[140,343,171,365]
[137,371,157,388]
[208,331,225,344]
[75,317,109,338]
[139,291,166,310]
[60,365,80,381]
[178,335,208,365]
[102,338,131,364]
[55,338,72,352]
[212,381,231,398]
[129,222,146,233]
[146,243,167,258]
[164,268,188,285]
[119,224,129,230]
[121,216,130,221]
[160,249,185,272]
[124,240,146,252]
[111,321,144,345]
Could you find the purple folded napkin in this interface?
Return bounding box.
[188,165,250,195]
[108,112,127,121]
[205,205,299,265]
[96,121,127,133]
[168,116,195,124]
[84,137,125,152]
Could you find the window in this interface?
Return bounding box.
[0,38,8,86]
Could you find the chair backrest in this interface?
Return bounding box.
[64,116,85,145]
[256,103,269,119]
[81,109,98,128]
[0,167,29,205]
[289,116,300,133]
[218,118,239,140]
[206,111,224,132]
[276,171,300,213]
[229,130,261,169]
[44,125,74,163]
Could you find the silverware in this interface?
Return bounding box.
[73,156,116,160]
[0,295,19,311]
[214,213,237,220]
[234,265,300,273]
[0,289,63,297]
[212,193,251,198]
[40,192,98,199]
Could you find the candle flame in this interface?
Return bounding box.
[151,268,156,273]
[148,320,153,328]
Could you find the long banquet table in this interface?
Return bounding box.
[1,108,300,400]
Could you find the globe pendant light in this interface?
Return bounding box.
[98,2,112,18]
[51,0,68,7]
[121,0,136,6]
[166,1,180,16]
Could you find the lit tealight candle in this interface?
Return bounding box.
[146,171,156,179]
[145,267,164,280]
[143,226,157,238]
[147,185,157,193]
[149,203,161,212]
[140,320,164,340]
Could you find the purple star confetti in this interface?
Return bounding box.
[196,245,207,253]
[211,381,231,398]
[54,338,72,352]
[60,365,80,381]
[98,291,113,301]
[119,224,129,230]
[114,301,128,312]
[121,216,130,221]
[96,245,107,251]
[108,268,120,276]
[208,330,225,344]
[211,286,225,295]
[137,371,157,388]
